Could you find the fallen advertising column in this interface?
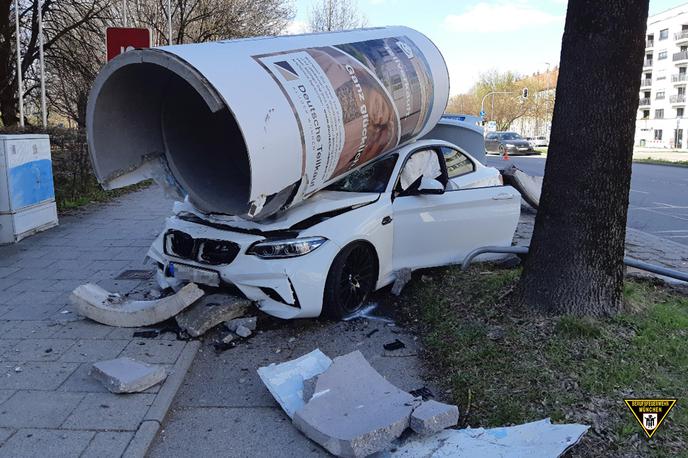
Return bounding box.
[87,27,449,220]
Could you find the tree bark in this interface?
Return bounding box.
[515,0,649,316]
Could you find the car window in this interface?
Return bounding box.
[500,132,523,140]
[398,149,442,192]
[441,147,475,178]
[326,154,398,193]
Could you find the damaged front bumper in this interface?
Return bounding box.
[147,216,341,319]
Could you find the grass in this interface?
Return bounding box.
[634,158,688,168]
[56,180,152,212]
[396,266,688,457]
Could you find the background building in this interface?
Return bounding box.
[636,3,688,149]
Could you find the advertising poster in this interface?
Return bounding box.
[255,36,434,194]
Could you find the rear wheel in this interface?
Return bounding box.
[322,242,378,320]
[498,145,506,157]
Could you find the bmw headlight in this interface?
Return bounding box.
[247,236,328,259]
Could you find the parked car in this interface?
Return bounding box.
[485,131,538,156]
[147,140,521,320]
[526,136,549,148]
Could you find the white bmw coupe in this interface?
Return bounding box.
[147,137,521,320]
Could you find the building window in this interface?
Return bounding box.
[655,109,664,118]
[643,110,650,119]
[655,129,663,140]
[657,76,667,81]
[658,50,668,60]
[656,91,665,99]
[660,28,669,40]
[678,108,684,118]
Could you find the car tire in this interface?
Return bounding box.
[498,145,505,157]
[322,242,378,320]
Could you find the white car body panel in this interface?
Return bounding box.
[146,139,521,319]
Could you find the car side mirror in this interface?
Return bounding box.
[417,177,445,195]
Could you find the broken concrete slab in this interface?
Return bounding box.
[90,357,167,394]
[175,293,251,337]
[502,164,543,209]
[257,349,332,419]
[391,268,412,296]
[293,350,419,457]
[235,325,252,338]
[71,283,204,327]
[388,418,589,457]
[225,316,257,332]
[409,400,459,435]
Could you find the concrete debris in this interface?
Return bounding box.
[175,293,251,337]
[391,268,413,296]
[225,316,257,332]
[71,282,204,327]
[90,357,167,394]
[302,376,317,404]
[221,333,235,344]
[388,418,589,457]
[292,350,420,457]
[409,400,459,435]
[257,349,332,419]
[235,325,252,338]
[501,164,543,209]
[383,339,406,351]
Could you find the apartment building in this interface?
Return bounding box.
[636,3,688,149]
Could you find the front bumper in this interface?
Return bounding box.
[147,216,341,319]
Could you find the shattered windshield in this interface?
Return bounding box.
[327,154,398,193]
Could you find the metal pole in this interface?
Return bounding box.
[167,0,172,45]
[37,0,47,128]
[14,0,24,127]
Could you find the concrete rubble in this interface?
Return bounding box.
[235,325,252,338]
[501,164,543,209]
[409,400,459,435]
[292,350,421,457]
[70,282,204,327]
[225,316,257,332]
[175,293,251,337]
[387,418,589,457]
[391,268,413,296]
[90,357,167,394]
[257,349,333,419]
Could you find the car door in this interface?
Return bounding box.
[484,133,497,152]
[391,147,521,270]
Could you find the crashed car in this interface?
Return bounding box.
[147,140,521,320]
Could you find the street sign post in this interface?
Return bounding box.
[106,27,151,61]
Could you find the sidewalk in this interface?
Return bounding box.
[515,206,688,271]
[0,185,197,457]
[633,148,688,163]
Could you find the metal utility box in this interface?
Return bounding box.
[0,134,59,244]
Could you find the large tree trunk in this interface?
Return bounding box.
[0,0,19,126]
[515,0,649,316]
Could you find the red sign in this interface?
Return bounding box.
[106,27,151,62]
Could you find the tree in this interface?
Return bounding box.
[308,0,367,32]
[515,0,649,316]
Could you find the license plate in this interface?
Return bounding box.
[169,262,220,287]
[518,147,528,151]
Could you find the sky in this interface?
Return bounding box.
[287,0,686,95]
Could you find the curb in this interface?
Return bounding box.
[123,340,201,458]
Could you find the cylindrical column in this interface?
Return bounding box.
[87,27,449,220]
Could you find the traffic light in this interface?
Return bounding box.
[522,87,529,98]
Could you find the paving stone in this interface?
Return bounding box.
[48,319,113,339]
[0,391,15,406]
[3,339,76,362]
[0,267,20,279]
[1,302,64,321]
[0,391,84,428]
[0,428,14,445]
[0,321,57,340]
[0,428,94,457]
[0,362,78,390]
[58,339,129,363]
[90,357,167,393]
[58,363,165,394]
[81,431,134,458]
[120,339,186,364]
[176,294,251,337]
[62,392,156,431]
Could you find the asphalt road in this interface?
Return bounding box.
[485,155,688,246]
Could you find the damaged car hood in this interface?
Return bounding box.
[176,191,381,233]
